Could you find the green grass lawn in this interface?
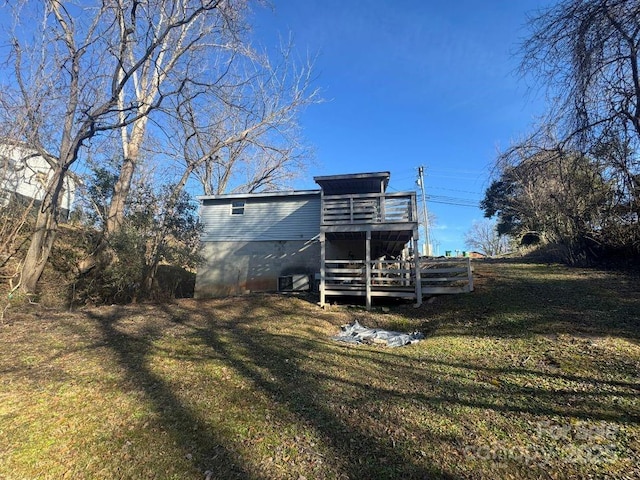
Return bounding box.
[1,260,638,479]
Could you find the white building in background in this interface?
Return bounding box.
[0,142,77,217]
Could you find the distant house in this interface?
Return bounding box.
[195,171,473,308]
[0,142,76,217]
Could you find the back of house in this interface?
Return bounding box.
[194,171,472,307]
[194,190,321,297]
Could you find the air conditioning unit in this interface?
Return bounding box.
[278,274,310,292]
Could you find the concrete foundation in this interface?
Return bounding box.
[194,239,321,298]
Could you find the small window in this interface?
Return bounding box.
[231,200,245,215]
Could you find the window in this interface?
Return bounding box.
[231,200,245,215]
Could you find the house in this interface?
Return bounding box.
[314,171,421,309]
[0,142,76,217]
[195,189,322,297]
[194,171,473,308]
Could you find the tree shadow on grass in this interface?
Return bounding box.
[342,347,640,423]
[79,283,638,479]
[168,299,459,480]
[168,296,639,478]
[85,307,259,480]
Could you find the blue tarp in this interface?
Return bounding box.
[332,320,424,347]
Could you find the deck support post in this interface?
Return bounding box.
[320,232,326,307]
[413,232,422,307]
[365,229,371,310]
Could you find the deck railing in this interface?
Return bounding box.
[419,257,474,294]
[321,193,416,225]
[324,260,366,289]
[324,259,414,288]
[323,257,473,295]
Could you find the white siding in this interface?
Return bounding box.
[0,144,76,212]
[200,193,321,242]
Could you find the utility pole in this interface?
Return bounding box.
[417,166,431,256]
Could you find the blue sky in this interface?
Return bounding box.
[251,1,554,254]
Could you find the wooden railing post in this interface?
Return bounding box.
[413,234,422,306]
[365,230,371,310]
[320,232,326,306]
[411,192,417,222]
[349,196,354,223]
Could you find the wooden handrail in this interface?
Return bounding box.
[321,193,415,225]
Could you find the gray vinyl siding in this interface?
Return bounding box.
[200,193,321,242]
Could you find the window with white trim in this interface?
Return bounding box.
[231,200,245,215]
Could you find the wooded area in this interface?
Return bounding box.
[0,0,318,304]
[481,0,640,265]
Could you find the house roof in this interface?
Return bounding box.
[313,171,390,195]
[197,189,320,202]
[197,171,394,201]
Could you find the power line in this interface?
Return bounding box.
[389,168,482,209]
[426,185,483,196]
[427,195,480,208]
[416,192,479,208]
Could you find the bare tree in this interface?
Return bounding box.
[1,0,238,293]
[522,0,640,213]
[485,0,640,263]
[168,41,320,196]
[523,1,640,140]
[464,219,510,257]
[86,3,318,286]
[125,44,320,293]
[104,0,248,237]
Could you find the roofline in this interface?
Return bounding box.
[197,189,321,201]
[313,171,390,182]
[0,139,54,159]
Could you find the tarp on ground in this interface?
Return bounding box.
[332,320,424,347]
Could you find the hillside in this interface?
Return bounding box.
[1,260,638,479]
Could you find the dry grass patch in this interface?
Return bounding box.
[1,261,639,479]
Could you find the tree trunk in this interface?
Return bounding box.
[20,209,58,293]
[105,155,136,236]
[20,168,67,293]
[140,251,161,300]
[105,119,147,236]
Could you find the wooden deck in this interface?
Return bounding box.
[420,258,474,294]
[322,257,474,303]
[315,173,472,309]
[321,193,416,226]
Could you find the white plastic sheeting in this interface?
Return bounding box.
[332,320,424,347]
